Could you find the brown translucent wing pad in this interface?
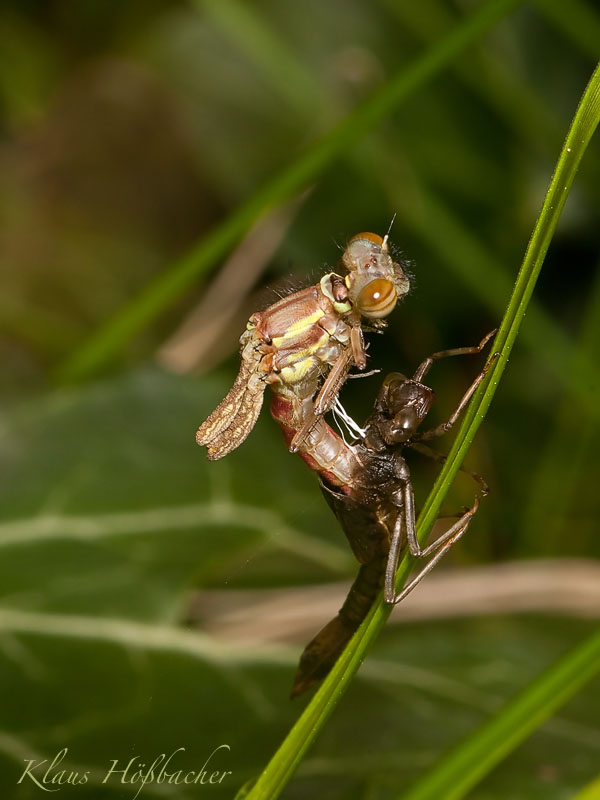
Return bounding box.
[291,556,386,697]
[196,339,266,460]
[291,615,353,698]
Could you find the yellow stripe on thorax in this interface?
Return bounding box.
[271,308,324,348]
[281,356,320,384]
[289,330,329,361]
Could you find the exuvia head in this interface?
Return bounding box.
[376,374,435,444]
[341,232,410,319]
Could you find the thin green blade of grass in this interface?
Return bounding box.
[400,626,600,800]
[195,0,316,116]
[57,0,522,382]
[386,0,562,151]
[534,0,600,61]
[241,60,600,800]
[572,772,600,800]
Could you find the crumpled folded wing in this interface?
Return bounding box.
[196,338,267,460]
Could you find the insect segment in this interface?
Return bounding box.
[196,233,410,460]
[288,332,497,697]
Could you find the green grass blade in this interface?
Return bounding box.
[534,0,600,60]
[242,59,600,800]
[572,772,600,800]
[386,0,562,152]
[195,0,316,116]
[400,627,600,800]
[57,0,522,382]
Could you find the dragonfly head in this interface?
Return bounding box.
[342,232,410,320]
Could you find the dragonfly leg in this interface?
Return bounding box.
[384,500,405,604]
[350,325,367,370]
[412,329,497,383]
[413,351,499,443]
[289,348,354,452]
[384,480,479,605]
[409,441,489,495]
[313,347,355,416]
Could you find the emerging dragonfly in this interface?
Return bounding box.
[196,232,410,459]
[281,332,497,697]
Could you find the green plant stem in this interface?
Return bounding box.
[57,0,522,382]
[242,59,600,800]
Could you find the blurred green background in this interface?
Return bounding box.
[0,1,599,798]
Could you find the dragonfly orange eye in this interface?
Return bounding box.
[356,278,397,319]
[348,232,384,246]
